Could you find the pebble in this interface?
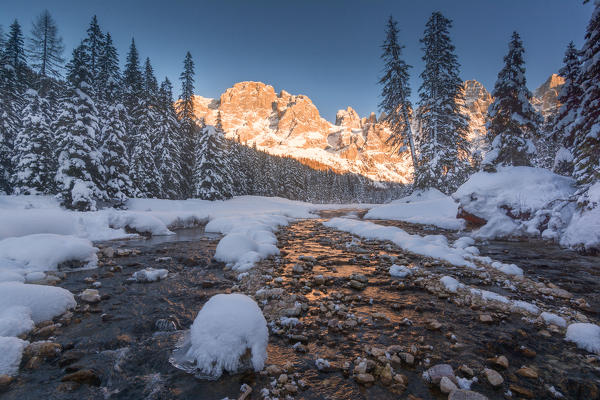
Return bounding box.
[355,373,375,384]
[491,355,509,369]
[479,314,493,323]
[483,368,503,387]
[24,341,62,359]
[448,389,489,400]
[509,384,534,398]
[425,364,456,385]
[266,365,282,375]
[440,376,458,393]
[61,369,101,386]
[458,364,474,377]
[0,375,13,391]
[80,289,101,303]
[516,366,538,379]
[349,280,366,290]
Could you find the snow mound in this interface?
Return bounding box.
[366,189,466,230]
[440,276,463,293]
[389,264,412,278]
[0,282,76,323]
[0,306,34,337]
[175,294,268,379]
[132,268,168,282]
[541,312,567,327]
[0,336,28,376]
[565,323,600,354]
[0,234,98,281]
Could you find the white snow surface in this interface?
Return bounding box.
[0,282,76,323]
[0,336,28,376]
[132,268,168,282]
[182,294,268,379]
[440,276,463,293]
[366,189,466,230]
[565,323,600,354]
[389,264,412,278]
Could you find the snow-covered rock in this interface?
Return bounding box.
[132,268,168,282]
[389,264,412,278]
[565,323,600,354]
[0,337,29,376]
[176,294,268,379]
[0,282,76,323]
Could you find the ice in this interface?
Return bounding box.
[440,276,463,293]
[0,337,29,376]
[389,264,412,278]
[541,312,567,327]
[365,189,466,230]
[175,293,268,379]
[0,282,76,323]
[565,323,600,354]
[132,268,168,282]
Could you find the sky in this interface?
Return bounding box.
[1,0,594,122]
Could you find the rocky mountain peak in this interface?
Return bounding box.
[532,73,565,119]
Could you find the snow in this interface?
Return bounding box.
[389,264,412,278]
[0,282,76,323]
[178,293,268,379]
[132,268,168,282]
[365,189,466,230]
[0,337,28,376]
[565,323,600,354]
[561,183,600,250]
[0,306,34,337]
[440,276,463,293]
[541,312,567,328]
[0,234,98,282]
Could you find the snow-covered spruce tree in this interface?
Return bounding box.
[27,10,64,80]
[122,38,144,159]
[11,88,54,194]
[379,16,417,171]
[156,78,182,199]
[96,34,136,204]
[415,12,471,194]
[0,20,29,194]
[484,32,541,170]
[82,15,105,95]
[572,1,600,192]
[54,45,105,211]
[130,58,161,197]
[193,125,233,200]
[552,42,582,176]
[178,52,197,198]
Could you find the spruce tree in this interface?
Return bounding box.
[484,32,541,169]
[157,78,182,199]
[54,45,105,210]
[11,88,54,194]
[130,57,161,197]
[178,52,197,198]
[572,1,600,191]
[415,12,471,193]
[83,15,104,93]
[122,38,144,159]
[379,16,417,171]
[0,20,29,193]
[552,42,582,176]
[27,10,64,80]
[193,125,233,200]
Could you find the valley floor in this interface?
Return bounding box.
[0,200,598,400]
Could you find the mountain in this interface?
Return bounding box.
[191,81,412,183]
[531,73,565,120]
[189,76,561,184]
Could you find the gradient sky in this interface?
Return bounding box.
[1,0,594,121]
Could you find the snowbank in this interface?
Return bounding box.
[0,282,76,323]
[0,234,98,281]
[561,183,600,251]
[0,337,28,376]
[366,189,466,230]
[566,323,600,354]
[176,294,268,379]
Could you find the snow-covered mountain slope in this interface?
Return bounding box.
[189,77,562,183]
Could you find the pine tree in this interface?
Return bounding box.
[178,52,197,198]
[27,10,64,80]
[193,125,233,200]
[552,42,582,176]
[484,32,541,170]
[97,32,120,103]
[572,1,600,191]
[415,12,471,193]
[11,88,54,194]
[379,16,417,171]
[130,57,161,197]
[54,45,105,210]
[0,20,29,193]
[156,78,182,199]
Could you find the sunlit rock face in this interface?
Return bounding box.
[531,73,565,121]
[463,80,493,142]
[191,81,413,183]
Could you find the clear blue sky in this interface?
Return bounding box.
[1,0,594,122]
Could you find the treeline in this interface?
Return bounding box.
[0,12,401,210]
[380,7,599,205]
